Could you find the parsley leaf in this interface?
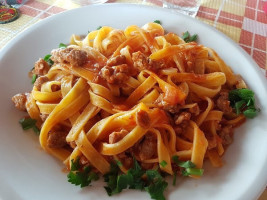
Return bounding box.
[70,157,80,171]
[145,180,168,200]
[19,117,40,134]
[145,170,168,200]
[172,171,177,186]
[104,159,146,195]
[172,156,203,177]
[103,158,169,200]
[182,168,204,176]
[159,160,167,167]
[127,158,145,189]
[67,158,99,188]
[178,160,196,168]
[229,88,259,118]
[32,126,40,135]
[154,20,161,24]
[59,43,67,49]
[103,162,120,196]
[172,155,195,168]
[115,160,123,167]
[43,54,54,66]
[97,26,102,30]
[182,31,198,43]
[243,108,258,118]
[31,74,37,84]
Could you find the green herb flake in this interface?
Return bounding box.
[172,155,203,177]
[97,26,102,30]
[115,160,123,167]
[229,88,259,118]
[172,155,195,168]
[146,170,163,182]
[145,170,168,200]
[67,158,99,188]
[172,171,177,186]
[182,31,189,40]
[59,43,67,49]
[19,118,40,134]
[182,168,204,176]
[159,160,167,167]
[32,125,40,135]
[19,118,36,130]
[43,54,54,66]
[154,20,161,24]
[243,108,258,118]
[104,159,145,196]
[31,74,37,84]
[182,31,198,43]
[178,160,196,168]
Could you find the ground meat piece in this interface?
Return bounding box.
[101,64,130,84]
[132,51,165,72]
[132,51,151,71]
[12,93,27,111]
[69,141,76,149]
[117,151,133,169]
[189,104,200,115]
[51,84,60,92]
[218,125,233,145]
[80,155,89,166]
[34,58,50,75]
[51,47,88,66]
[141,162,154,170]
[174,112,191,125]
[136,110,150,129]
[155,94,181,114]
[174,126,183,135]
[107,55,126,66]
[47,130,68,148]
[40,114,49,121]
[34,76,49,91]
[163,104,181,114]
[109,129,128,144]
[216,91,233,113]
[137,133,157,160]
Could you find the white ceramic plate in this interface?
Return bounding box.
[0,4,266,200]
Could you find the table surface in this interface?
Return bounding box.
[0,0,266,199]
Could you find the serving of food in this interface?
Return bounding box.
[11,21,260,200]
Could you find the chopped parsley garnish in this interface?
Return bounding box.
[103,159,168,200]
[67,156,204,199]
[154,20,161,24]
[97,26,102,30]
[104,159,145,196]
[182,168,204,176]
[115,160,123,167]
[182,31,198,43]
[31,74,37,84]
[229,88,259,118]
[159,160,167,167]
[172,171,177,186]
[67,157,99,188]
[19,117,40,134]
[172,155,204,177]
[43,54,54,66]
[145,170,168,200]
[59,43,67,49]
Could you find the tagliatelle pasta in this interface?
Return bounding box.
[12,22,256,199]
